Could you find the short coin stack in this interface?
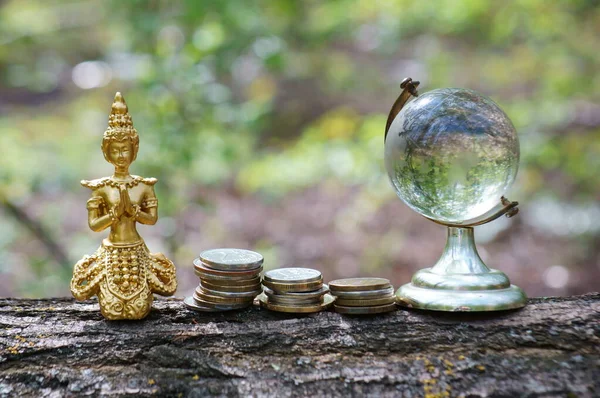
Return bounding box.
[329,278,397,315]
[184,248,263,312]
[258,268,334,313]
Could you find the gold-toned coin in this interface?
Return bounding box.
[258,293,335,313]
[265,293,323,306]
[195,288,256,305]
[263,268,322,284]
[328,277,391,292]
[192,294,253,310]
[262,279,323,293]
[183,296,223,312]
[199,248,263,271]
[334,296,396,307]
[330,286,394,299]
[194,258,262,277]
[200,285,262,299]
[200,279,262,293]
[334,303,397,314]
[262,284,329,299]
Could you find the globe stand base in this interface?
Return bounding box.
[396,282,527,312]
[396,227,527,312]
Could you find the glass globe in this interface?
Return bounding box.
[384,88,519,224]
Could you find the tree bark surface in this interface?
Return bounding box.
[0,295,598,397]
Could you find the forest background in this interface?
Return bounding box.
[0,0,599,298]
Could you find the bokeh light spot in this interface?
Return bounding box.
[543,265,569,289]
[71,61,112,89]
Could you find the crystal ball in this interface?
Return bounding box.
[384,88,519,223]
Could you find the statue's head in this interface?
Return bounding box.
[102,92,139,168]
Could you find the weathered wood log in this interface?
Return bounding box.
[0,294,598,397]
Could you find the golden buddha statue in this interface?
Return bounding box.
[70,92,177,320]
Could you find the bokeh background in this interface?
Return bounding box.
[1,0,599,298]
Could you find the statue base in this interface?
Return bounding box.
[396,227,527,312]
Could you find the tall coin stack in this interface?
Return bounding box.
[258,268,335,313]
[184,248,263,312]
[329,278,397,315]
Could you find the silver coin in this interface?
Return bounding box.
[263,268,322,283]
[194,258,262,277]
[183,296,222,312]
[199,285,262,299]
[199,248,263,270]
[262,284,329,299]
[329,277,391,292]
[194,270,262,282]
[330,286,395,299]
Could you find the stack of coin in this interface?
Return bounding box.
[184,248,263,312]
[257,268,335,313]
[329,278,397,315]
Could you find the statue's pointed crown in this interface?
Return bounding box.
[104,92,138,141]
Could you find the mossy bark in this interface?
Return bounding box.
[0,295,598,397]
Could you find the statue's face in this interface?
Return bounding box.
[106,141,134,168]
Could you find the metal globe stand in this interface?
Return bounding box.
[386,78,527,312]
[396,199,527,311]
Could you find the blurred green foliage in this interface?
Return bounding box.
[0,0,599,296]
